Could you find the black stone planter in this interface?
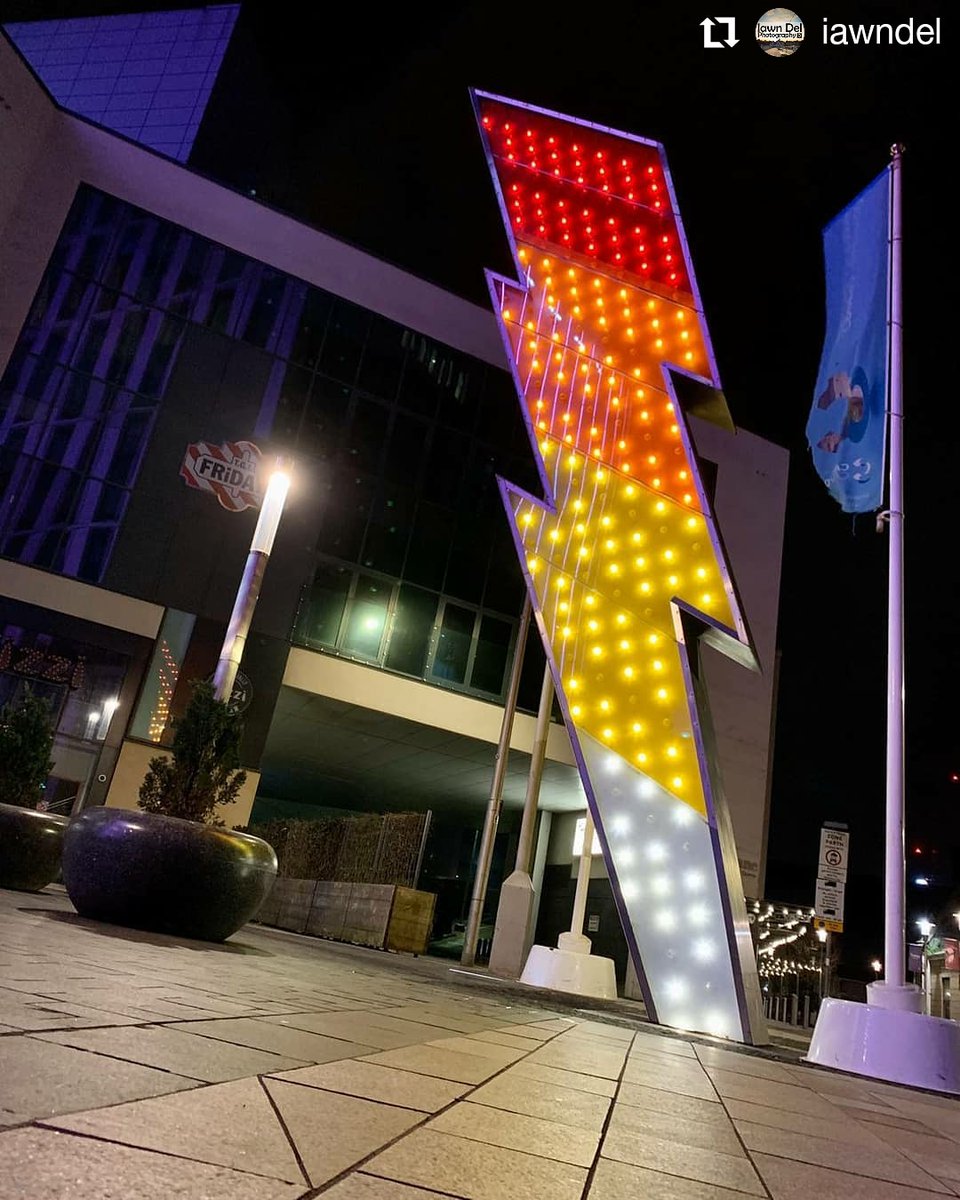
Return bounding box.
[0,802,69,892]
[62,808,277,942]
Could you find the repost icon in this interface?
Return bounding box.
[701,17,738,48]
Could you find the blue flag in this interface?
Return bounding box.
[807,169,891,513]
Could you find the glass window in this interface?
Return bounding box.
[382,411,428,486]
[516,630,548,714]
[384,585,437,678]
[274,363,312,444]
[204,249,246,334]
[106,408,152,487]
[461,444,501,518]
[483,528,525,613]
[437,359,481,433]
[297,562,352,647]
[397,332,443,418]
[299,376,350,461]
[74,316,109,375]
[58,273,90,325]
[431,602,476,684]
[470,614,513,695]
[170,236,208,317]
[129,608,196,742]
[341,574,392,659]
[358,316,406,400]
[241,268,286,349]
[135,223,180,306]
[444,515,488,605]
[290,288,332,368]
[476,367,522,445]
[77,525,113,582]
[317,471,375,562]
[420,426,467,504]
[342,397,389,474]
[93,483,128,524]
[362,487,413,577]
[140,315,184,396]
[101,221,141,295]
[320,300,369,384]
[404,502,453,591]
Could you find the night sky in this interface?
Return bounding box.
[4,1,956,969]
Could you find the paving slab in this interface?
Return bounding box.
[264,1077,422,1186]
[608,1101,745,1156]
[34,1024,305,1082]
[261,1012,437,1049]
[588,1158,765,1200]
[365,1126,587,1200]
[167,1016,372,1062]
[357,1045,505,1085]
[602,1125,765,1194]
[735,1118,950,1191]
[323,1176,459,1199]
[428,1097,600,1166]
[509,1058,619,1096]
[41,1077,304,1182]
[0,1125,304,1200]
[268,1058,468,1112]
[0,1035,197,1120]
[468,1070,611,1130]
[752,1151,959,1200]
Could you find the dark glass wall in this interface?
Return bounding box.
[0,185,542,705]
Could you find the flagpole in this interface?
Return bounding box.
[810,147,960,1093]
[882,144,906,994]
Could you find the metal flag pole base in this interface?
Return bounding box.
[519,940,618,1001]
[518,811,617,1001]
[807,996,960,1094]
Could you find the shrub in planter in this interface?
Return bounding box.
[62,682,276,941]
[0,690,67,892]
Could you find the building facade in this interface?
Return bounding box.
[4,5,238,162]
[0,30,787,962]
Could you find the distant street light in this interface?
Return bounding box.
[871,958,882,977]
[916,917,935,939]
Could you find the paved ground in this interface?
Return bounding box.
[1,887,959,1199]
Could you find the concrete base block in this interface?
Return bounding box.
[807,996,960,1094]
[866,980,924,1013]
[520,943,618,1000]
[488,871,537,979]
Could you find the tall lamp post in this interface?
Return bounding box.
[212,460,291,704]
[816,926,830,1002]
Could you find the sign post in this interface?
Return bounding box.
[814,823,849,935]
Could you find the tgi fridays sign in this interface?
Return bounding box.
[180,440,262,512]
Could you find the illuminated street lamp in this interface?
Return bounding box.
[212,460,291,704]
[916,917,934,940]
[871,959,882,978]
[816,926,829,999]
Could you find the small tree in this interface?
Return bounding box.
[139,681,247,824]
[0,689,55,809]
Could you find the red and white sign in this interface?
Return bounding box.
[180,440,262,512]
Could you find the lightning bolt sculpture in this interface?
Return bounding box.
[474,92,766,1043]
